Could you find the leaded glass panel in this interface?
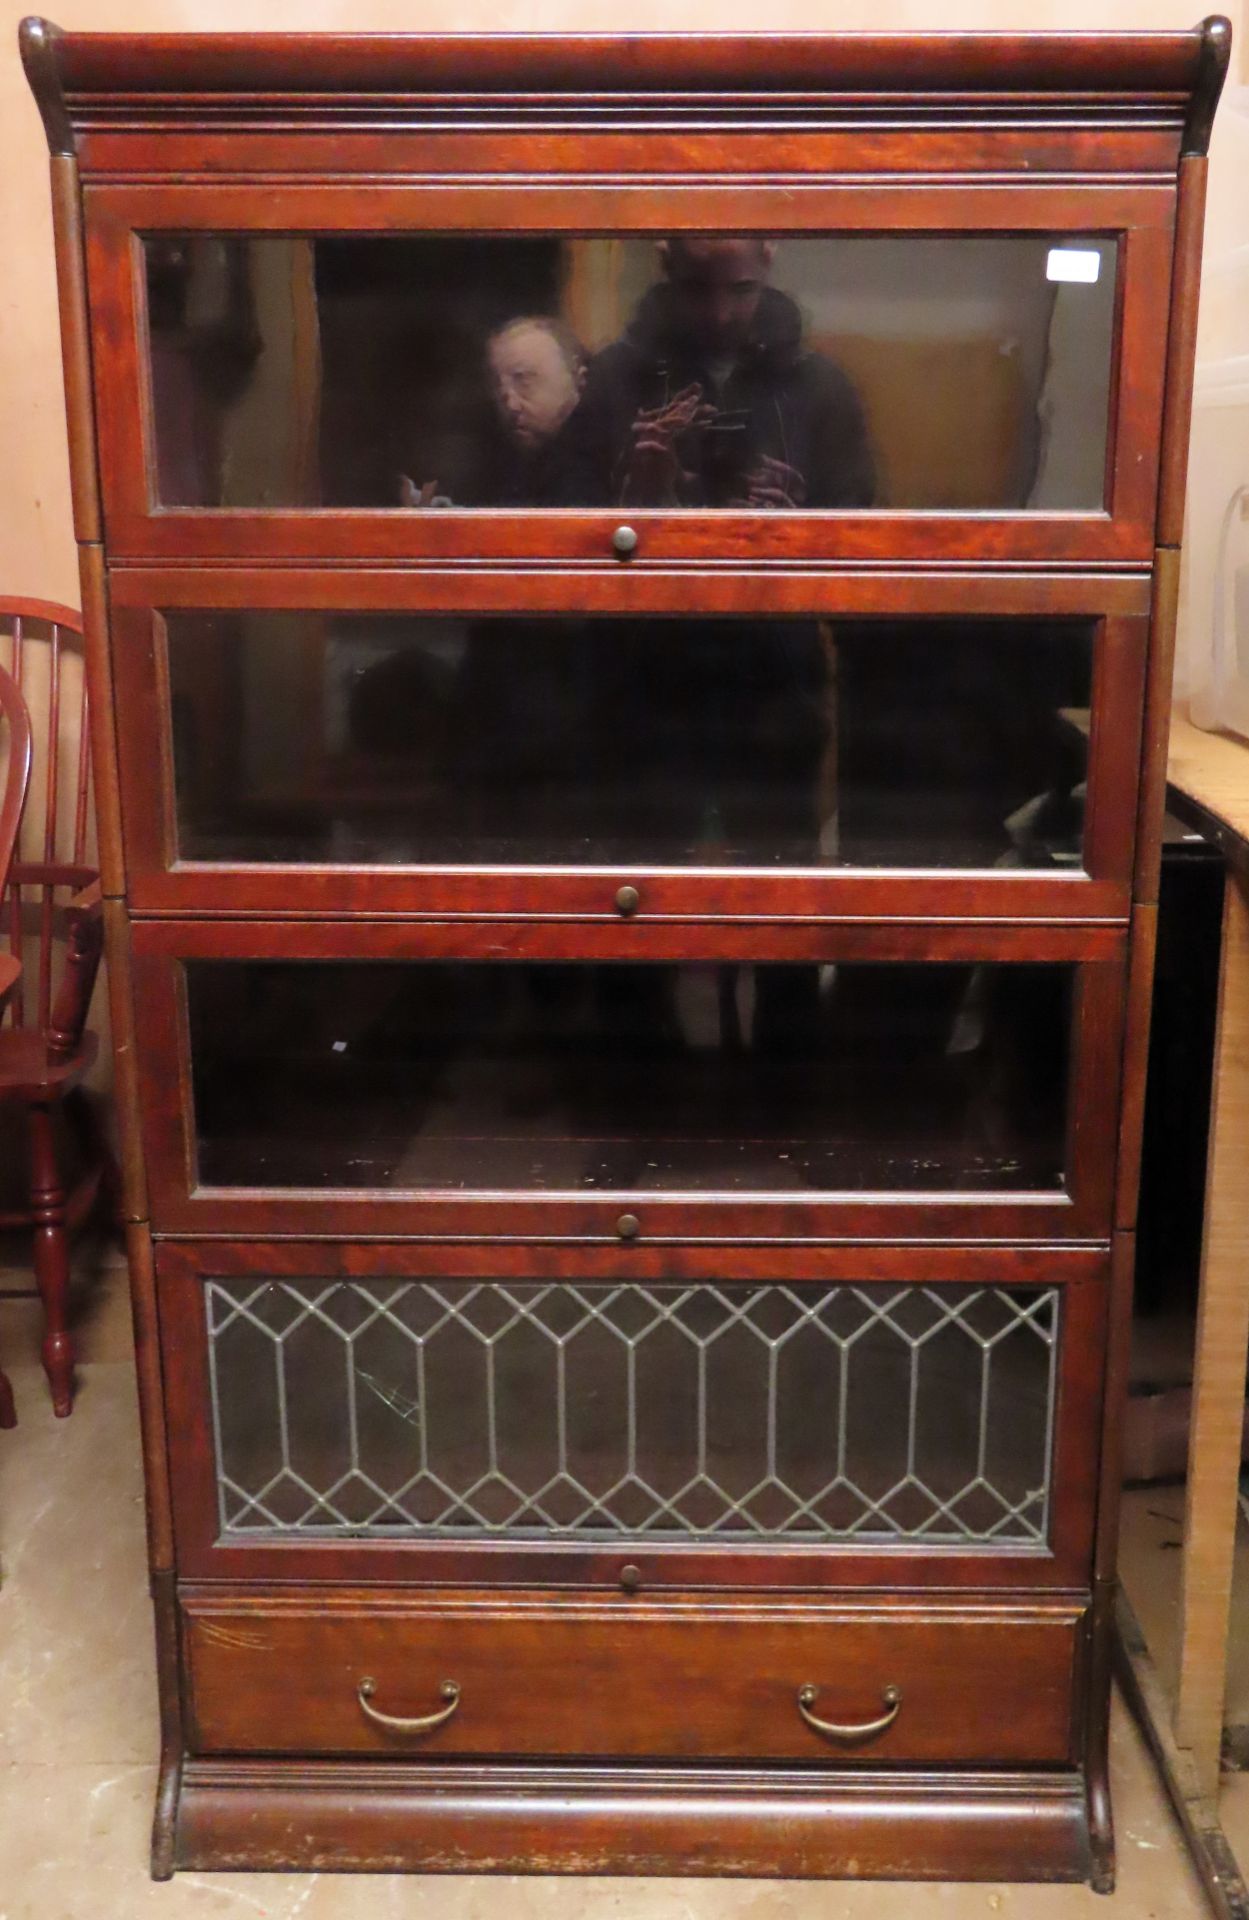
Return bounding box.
[207,1278,1059,1546]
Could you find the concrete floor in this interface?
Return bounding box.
[0,1253,1230,1918]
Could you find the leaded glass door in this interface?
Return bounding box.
[160,1240,1108,1588]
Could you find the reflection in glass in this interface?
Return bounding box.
[144,234,1117,512]
[166,612,1092,871]
[207,1276,1058,1543]
[186,959,1072,1193]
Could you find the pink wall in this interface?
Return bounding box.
[1,1,1245,608]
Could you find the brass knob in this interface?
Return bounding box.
[616,1213,641,1241]
[612,524,639,558]
[619,1564,642,1593]
[615,884,640,917]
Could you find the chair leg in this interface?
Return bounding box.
[28,1101,74,1417]
[0,1367,15,1429]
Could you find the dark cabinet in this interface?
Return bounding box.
[24,12,1230,1886]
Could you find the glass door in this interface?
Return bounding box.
[111,576,1148,922]
[129,918,1125,1242]
[84,180,1174,563]
[158,1237,1110,1590]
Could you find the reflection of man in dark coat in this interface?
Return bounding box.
[579,237,875,510]
[579,238,874,1055]
[580,237,873,873]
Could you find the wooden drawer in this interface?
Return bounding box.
[183,1591,1085,1766]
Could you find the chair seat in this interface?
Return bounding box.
[0,1027,98,1099]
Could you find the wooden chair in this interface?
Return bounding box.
[0,600,109,1417]
[0,655,33,1428]
[0,951,21,1430]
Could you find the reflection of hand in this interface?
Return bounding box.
[398,474,441,508]
[734,455,808,510]
[621,384,717,504]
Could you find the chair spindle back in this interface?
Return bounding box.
[0,600,93,1034]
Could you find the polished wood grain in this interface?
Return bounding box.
[181,1588,1084,1765]
[106,569,1156,617]
[40,24,1223,101]
[1094,1230,1139,1587]
[173,1756,1094,1879]
[157,1234,1110,1285]
[124,873,1137,933]
[1114,905,1160,1234]
[77,546,123,899]
[125,1219,172,1571]
[129,915,1128,963]
[1157,157,1212,548]
[149,1565,185,1882]
[1084,1575,1118,1891]
[1135,549,1184,905]
[83,179,1177,230]
[100,896,148,1223]
[78,127,1183,184]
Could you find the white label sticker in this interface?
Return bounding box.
[1046,248,1102,285]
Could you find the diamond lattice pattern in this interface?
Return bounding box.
[207,1278,1058,1544]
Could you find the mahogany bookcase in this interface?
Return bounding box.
[22,14,1230,1887]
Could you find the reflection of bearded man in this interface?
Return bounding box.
[579,235,875,509]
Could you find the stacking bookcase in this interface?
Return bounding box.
[22,14,1230,1884]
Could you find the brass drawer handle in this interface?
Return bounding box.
[796,1682,901,1744]
[357,1676,460,1736]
